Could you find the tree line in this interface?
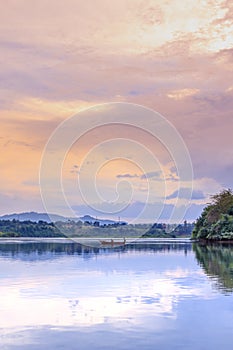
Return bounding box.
[0,219,64,237]
[192,189,233,241]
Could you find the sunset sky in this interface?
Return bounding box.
[0,0,233,221]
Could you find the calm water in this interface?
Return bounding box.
[0,241,233,349]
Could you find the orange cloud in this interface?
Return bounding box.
[167,88,199,100]
[0,0,233,218]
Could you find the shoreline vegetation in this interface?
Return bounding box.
[1,189,233,242]
[192,189,233,242]
[0,219,192,239]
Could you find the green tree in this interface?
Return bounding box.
[192,189,233,240]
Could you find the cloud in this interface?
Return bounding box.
[167,88,199,100]
[141,171,161,179]
[166,188,205,200]
[116,173,139,179]
[0,0,233,217]
[3,139,36,150]
[116,171,162,180]
[0,190,43,215]
[70,164,80,174]
[0,0,232,105]
[72,199,204,222]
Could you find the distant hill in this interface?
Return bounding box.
[0,212,126,226]
[0,212,68,223]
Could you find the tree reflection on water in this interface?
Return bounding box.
[193,243,233,293]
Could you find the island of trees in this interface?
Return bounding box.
[192,189,233,241]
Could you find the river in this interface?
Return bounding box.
[0,240,233,349]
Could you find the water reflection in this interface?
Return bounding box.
[0,241,192,260]
[0,242,209,329]
[0,241,233,350]
[193,243,233,293]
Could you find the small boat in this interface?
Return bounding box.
[100,238,126,246]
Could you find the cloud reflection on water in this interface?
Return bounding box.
[1,242,233,350]
[0,256,215,329]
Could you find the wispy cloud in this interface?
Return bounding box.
[116,171,161,180]
[140,171,161,180]
[167,88,199,100]
[0,0,232,217]
[166,188,205,200]
[116,173,140,179]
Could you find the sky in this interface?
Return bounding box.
[0,0,233,222]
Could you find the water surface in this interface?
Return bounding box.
[0,241,233,349]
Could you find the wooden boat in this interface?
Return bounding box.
[100,238,126,246]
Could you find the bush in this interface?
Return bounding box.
[192,189,233,240]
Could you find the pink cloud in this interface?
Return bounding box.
[0,0,233,216]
